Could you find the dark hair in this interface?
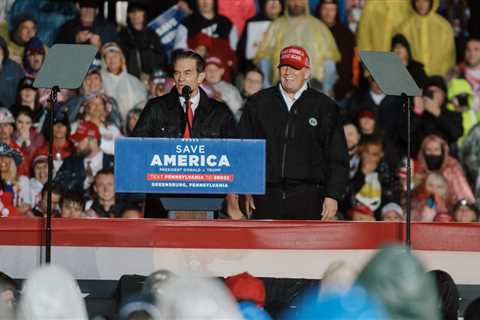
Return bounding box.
[465,297,480,320]
[94,168,114,184]
[41,183,63,197]
[14,106,34,121]
[171,49,205,73]
[244,65,264,80]
[429,270,460,320]
[359,134,384,150]
[119,202,142,218]
[0,271,16,293]
[61,191,86,211]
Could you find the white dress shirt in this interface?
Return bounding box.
[279,82,308,111]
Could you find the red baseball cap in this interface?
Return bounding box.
[70,121,101,143]
[205,56,224,69]
[358,110,376,120]
[224,272,266,307]
[278,46,310,70]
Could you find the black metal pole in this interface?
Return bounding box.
[45,86,59,264]
[405,95,412,248]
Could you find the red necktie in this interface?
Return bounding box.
[183,101,193,138]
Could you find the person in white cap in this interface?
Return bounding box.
[381,202,404,222]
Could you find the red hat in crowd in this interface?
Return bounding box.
[205,56,225,69]
[224,272,266,307]
[278,46,310,70]
[358,109,376,120]
[70,121,101,143]
[434,212,453,222]
[347,203,375,219]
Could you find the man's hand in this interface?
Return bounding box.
[75,30,90,43]
[321,197,338,221]
[225,193,245,220]
[89,34,102,49]
[242,194,256,218]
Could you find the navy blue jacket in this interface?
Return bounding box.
[54,153,114,193]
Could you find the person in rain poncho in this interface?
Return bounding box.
[396,0,455,76]
[357,0,411,52]
[17,264,88,320]
[356,244,440,320]
[100,42,147,121]
[255,0,340,93]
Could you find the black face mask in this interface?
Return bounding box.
[425,154,443,171]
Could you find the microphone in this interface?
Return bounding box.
[182,86,192,99]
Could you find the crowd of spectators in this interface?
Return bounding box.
[1,244,480,319]
[0,0,479,222]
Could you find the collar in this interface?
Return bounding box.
[179,90,201,113]
[278,82,308,110]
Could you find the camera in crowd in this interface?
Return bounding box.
[451,93,470,109]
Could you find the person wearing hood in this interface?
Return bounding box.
[356,0,410,53]
[356,244,440,320]
[396,0,455,76]
[391,33,428,88]
[55,0,118,50]
[174,0,238,80]
[100,42,147,121]
[317,0,358,101]
[448,37,480,114]
[0,35,24,109]
[7,13,38,64]
[255,0,340,94]
[415,134,474,204]
[7,0,77,46]
[406,75,463,156]
[237,0,284,73]
[62,67,123,129]
[118,1,166,81]
[21,37,45,78]
[17,264,88,320]
[447,78,478,145]
[459,122,480,206]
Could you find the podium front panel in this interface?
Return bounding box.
[115,138,265,194]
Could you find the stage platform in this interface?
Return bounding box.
[2,219,480,317]
[1,218,479,283]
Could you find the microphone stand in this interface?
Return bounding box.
[402,93,413,249]
[46,86,59,264]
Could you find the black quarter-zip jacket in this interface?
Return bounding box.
[238,85,350,201]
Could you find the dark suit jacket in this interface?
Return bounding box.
[133,87,237,139]
[54,153,114,194]
[132,87,237,218]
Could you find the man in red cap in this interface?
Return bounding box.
[235,45,349,220]
[54,121,114,195]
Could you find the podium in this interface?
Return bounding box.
[115,138,266,219]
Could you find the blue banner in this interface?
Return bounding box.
[115,138,265,194]
[147,5,187,60]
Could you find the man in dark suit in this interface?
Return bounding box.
[55,121,114,195]
[133,50,237,218]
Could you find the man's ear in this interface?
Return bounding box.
[219,68,225,78]
[304,67,311,80]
